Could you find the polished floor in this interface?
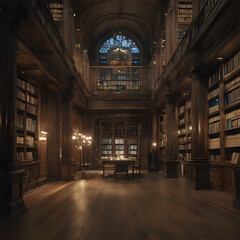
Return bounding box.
[0,171,240,240]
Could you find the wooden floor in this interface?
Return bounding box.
[1,171,240,240]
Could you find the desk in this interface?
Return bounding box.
[102,159,135,177]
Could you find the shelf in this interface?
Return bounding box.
[225,128,240,134]
[208,110,220,118]
[178,133,186,137]
[208,132,220,136]
[26,146,37,149]
[26,111,37,117]
[223,65,240,83]
[225,81,240,93]
[17,86,26,93]
[208,95,219,102]
[224,99,240,112]
[26,101,38,107]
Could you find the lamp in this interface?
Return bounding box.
[72,132,92,179]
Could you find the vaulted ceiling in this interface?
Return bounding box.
[73,0,168,65]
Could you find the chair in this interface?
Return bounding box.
[131,159,141,177]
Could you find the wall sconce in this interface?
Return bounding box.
[152,142,157,147]
[39,130,48,141]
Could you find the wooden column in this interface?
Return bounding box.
[186,67,210,190]
[163,94,179,178]
[0,1,26,216]
[60,87,76,180]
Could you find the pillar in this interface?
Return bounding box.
[186,67,210,190]
[59,86,77,180]
[163,94,179,178]
[0,1,26,216]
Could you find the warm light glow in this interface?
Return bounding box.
[40,131,48,135]
[217,57,223,60]
[72,136,77,140]
[152,142,157,147]
[189,126,192,130]
[39,137,47,141]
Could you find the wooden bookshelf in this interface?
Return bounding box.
[99,120,140,159]
[178,100,191,176]
[17,77,39,191]
[208,50,240,194]
[177,1,192,41]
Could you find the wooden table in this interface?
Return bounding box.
[102,159,135,177]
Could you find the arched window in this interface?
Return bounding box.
[99,34,140,66]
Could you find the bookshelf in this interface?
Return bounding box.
[209,50,240,194]
[178,100,191,176]
[177,1,193,42]
[99,120,140,159]
[17,77,39,191]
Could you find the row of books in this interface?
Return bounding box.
[127,139,138,144]
[209,105,219,114]
[209,115,220,134]
[17,116,24,129]
[128,150,137,155]
[26,152,34,160]
[209,154,220,162]
[226,109,240,119]
[18,78,26,89]
[27,103,38,115]
[128,145,137,150]
[101,150,112,155]
[225,134,240,148]
[27,95,38,106]
[186,143,191,150]
[209,138,220,149]
[186,101,191,109]
[224,86,240,106]
[179,105,185,114]
[26,118,37,132]
[224,51,240,76]
[208,87,219,100]
[179,118,185,125]
[186,153,191,161]
[230,152,240,164]
[17,152,25,161]
[179,144,185,150]
[26,82,38,95]
[178,3,192,9]
[226,117,240,130]
[209,121,220,134]
[225,76,240,90]
[209,67,222,87]
[26,135,35,147]
[17,136,24,145]
[101,145,112,150]
[178,17,192,23]
[178,8,192,14]
[115,139,124,144]
[179,136,186,143]
[17,100,25,111]
[17,90,26,101]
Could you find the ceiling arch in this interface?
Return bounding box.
[73,0,168,65]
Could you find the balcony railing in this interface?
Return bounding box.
[90,66,151,96]
[153,0,224,95]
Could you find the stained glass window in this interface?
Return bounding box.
[99,34,140,66]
